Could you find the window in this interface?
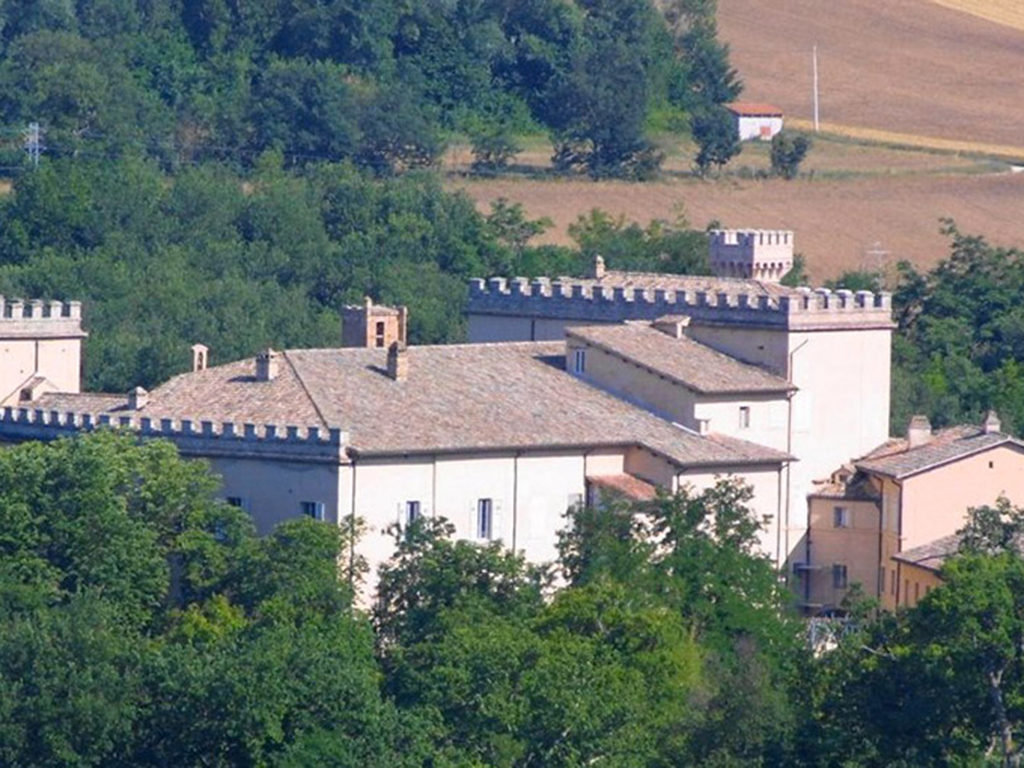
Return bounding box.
[833,506,850,528]
[914,582,920,603]
[405,500,421,527]
[301,500,325,521]
[903,579,909,605]
[572,348,586,375]
[477,498,493,540]
[226,496,250,511]
[374,321,386,348]
[739,406,751,429]
[832,564,848,589]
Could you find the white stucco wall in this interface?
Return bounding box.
[211,456,341,534]
[678,465,784,565]
[736,115,783,141]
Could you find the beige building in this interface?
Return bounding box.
[2,229,937,597]
[0,320,791,587]
[465,235,894,568]
[0,297,86,406]
[803,413,1024,612]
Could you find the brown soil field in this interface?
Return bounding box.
[717,0,1024,149]
[928,0,1024,31]
[453,172,1024,282]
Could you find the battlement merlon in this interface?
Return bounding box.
[466,278,895,331]
[0,297,87,339]
[0,406,349,463]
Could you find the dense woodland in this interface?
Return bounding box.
[4,431,1024,767]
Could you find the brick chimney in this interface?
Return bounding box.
[256,348,280,382]
[191,343,209,372]
[907,415,932,448]
[387,341,408,382]
[983,410,1002,434]
[127,386,149,410]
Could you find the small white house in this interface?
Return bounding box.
[727,103,784,141]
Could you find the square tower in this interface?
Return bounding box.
[341,298,408,349]
[0,297,87,406]
[709,229,794,283]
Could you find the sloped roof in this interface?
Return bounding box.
[892,534,962,573]
[567,322,793,395]
[34,342,792,469]
[588,474,659,501]
[855,426,1024,479]
[727,102,784,116]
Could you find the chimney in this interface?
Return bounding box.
[907,415,932,448]
[127,386,149,410]
[591,254,606,280]
[256,348,280,382]
[652,315,691,339]
[983,410,1002,434]
[191,343,209,372]
[387,341,408,382]
[398,305,409,345]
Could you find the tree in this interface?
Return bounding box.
[770,131,811,180]
[691,105,740,176]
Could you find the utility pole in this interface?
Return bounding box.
[812,45,820,132]
[23,122,41,168]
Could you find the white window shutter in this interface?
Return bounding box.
[469,502,477,539]
[493,499,503,542]
[396,502,404,530]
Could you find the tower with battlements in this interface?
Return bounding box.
[709,229,794,282]
[0,297,86,407]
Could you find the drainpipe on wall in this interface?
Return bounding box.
[512,452,520,552]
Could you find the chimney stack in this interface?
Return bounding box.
[387,341,408,382]
[591,254,606,280]
[191,343,209,372]
[983,410,1002,434]
[256,348,280,382]
[907,415,932,448]
[127,386,149,410]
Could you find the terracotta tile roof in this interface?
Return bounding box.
[588,474,659,501]
[727,102,784,116]
[855,426,1023,479]
[892,534,962,573]
[32,342,792,469]
[32,392,133,413]
[567,322,793,394]
[567,269,798,301]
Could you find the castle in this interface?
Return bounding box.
[3,230,1021,611]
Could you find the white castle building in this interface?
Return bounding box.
[0,230,896,598]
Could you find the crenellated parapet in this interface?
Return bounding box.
[0,406,347,463]
[0,296,87,339]
[467,278,894,331]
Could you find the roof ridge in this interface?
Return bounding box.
[280,352,331,431]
